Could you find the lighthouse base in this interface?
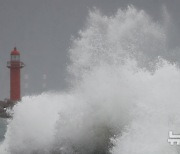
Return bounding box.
[0,99,15,118]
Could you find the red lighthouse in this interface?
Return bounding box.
[7,47,24,102]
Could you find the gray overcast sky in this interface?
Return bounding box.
[0,0,180,99]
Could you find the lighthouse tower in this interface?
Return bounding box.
[7,47,24,102]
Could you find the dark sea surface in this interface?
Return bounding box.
[0,118,7,142]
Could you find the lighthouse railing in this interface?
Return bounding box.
[7,61,25,68]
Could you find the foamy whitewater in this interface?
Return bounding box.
[1,6,180,154]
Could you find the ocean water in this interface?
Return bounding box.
[0,118,7,142]
[0,6,180,154]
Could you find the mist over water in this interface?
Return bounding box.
[0,6,180,154]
